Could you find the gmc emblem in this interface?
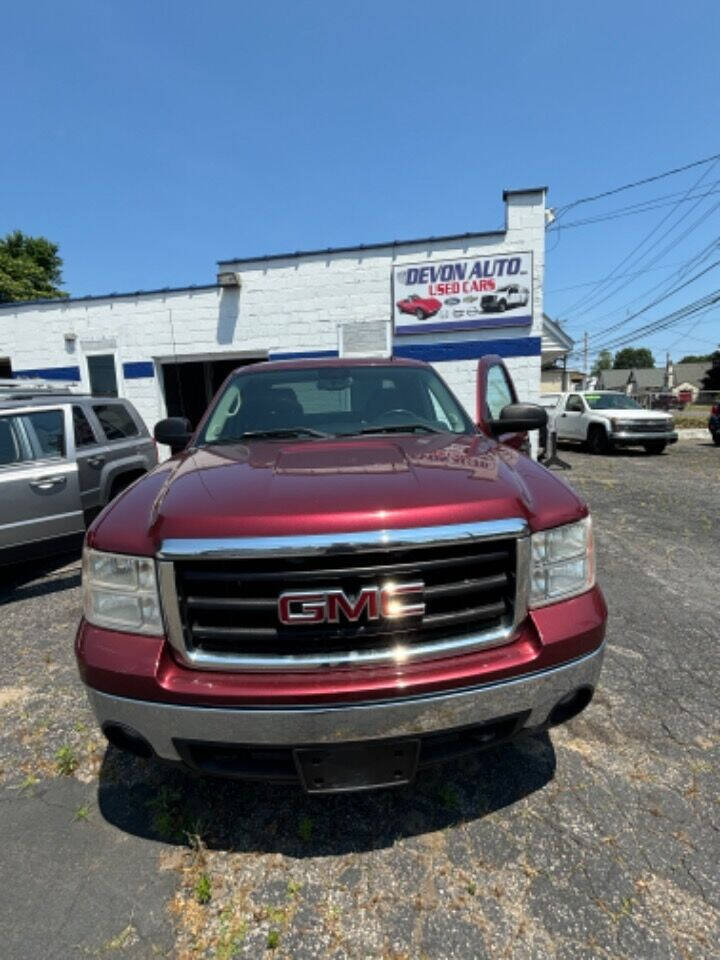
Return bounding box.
[278,582,425,626]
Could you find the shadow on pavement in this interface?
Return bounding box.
[0,551,81,603]
[97,731,556,857]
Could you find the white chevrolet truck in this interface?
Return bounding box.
[546,391,678,455]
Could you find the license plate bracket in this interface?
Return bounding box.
[294,739,420,794]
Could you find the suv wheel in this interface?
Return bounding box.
[587,425,610,455]
[643,441,667,455]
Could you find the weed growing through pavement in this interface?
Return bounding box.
[55,745,78,776]
[73,805,91,822]
[193,873,212,905]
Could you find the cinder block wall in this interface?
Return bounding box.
[0,189,545,431]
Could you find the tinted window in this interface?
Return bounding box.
[0,416,26,466]
[87,354,118,397]
[23,410,66,458]
[486,365,515,420]
[73,405,96,447]
[566,395,584,412]
[93,404,139,441]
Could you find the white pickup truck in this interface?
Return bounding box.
[543,391,678,455]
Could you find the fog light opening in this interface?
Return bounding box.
[103,723,154,759]
[548,687,594,727]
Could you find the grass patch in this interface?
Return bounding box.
[194,872,212,905]
[266,929,280,950]
[55,745,78,776]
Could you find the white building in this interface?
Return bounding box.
[0,188,558,431]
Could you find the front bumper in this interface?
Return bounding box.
[86,642,605,764]
[609,429,677,446]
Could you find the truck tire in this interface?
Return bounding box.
[496,300,507,312]
[587,424,610,455]
[643,441,667,455]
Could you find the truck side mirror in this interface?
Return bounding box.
[487,403,547,436]
[154,417,193,453]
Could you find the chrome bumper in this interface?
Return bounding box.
[86,644,605,762]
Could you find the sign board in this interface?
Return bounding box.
[392,252,533,335]
[338,320,392,358]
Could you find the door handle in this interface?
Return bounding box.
[29,475,66,491]
[87,456,106,468]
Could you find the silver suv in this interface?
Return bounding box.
[0,391,157,565]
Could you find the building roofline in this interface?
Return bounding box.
[502,186,548,200]
[216,229,506,267]
[542,313,574,351]
[0,283,219,311]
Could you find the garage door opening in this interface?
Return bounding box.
[160,355,266,428]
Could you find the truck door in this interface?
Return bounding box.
[557,393,585,440]
[476,355,526,450]
[0,406,84,558]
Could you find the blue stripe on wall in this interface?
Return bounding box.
[123,361,155,379]
[9,338,540,384]
[394,337,541,362]
[13,366,82,381]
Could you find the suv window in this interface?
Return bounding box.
[73,405,97,447]
[23,409,66,458]
[93,403,139,441]
[0,416,26,466]
[566,395,584,413]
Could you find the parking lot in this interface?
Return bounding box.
[0,440,718,960]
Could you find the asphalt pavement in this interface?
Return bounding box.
[0,439,718,959]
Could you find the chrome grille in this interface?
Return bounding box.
[621,420,670,433]
[157,520,529,670]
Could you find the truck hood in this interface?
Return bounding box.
[90,433,588,555]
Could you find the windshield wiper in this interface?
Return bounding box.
[352,422,444,436]
[208,427,331,444]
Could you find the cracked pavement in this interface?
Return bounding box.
[0,439,718,958]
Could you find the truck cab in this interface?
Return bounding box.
[76,357,606,793]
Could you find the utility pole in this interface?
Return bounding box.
[583,332,589,386]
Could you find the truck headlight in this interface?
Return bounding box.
[529,517,595,608]
[82,548,163,635]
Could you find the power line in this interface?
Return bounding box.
[557,160,720,319]
[586,255,720,343]
[593,290,720,352]
[553,151,720,221]
[547,184,720,230]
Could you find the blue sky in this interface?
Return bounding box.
[3,0,720,366]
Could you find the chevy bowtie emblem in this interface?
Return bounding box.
[278,583,425,625]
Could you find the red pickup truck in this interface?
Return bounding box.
[76,356,606,793]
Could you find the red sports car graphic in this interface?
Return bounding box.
[396,294,442,320]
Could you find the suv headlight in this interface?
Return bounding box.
[529,516,595,608]
[82,548,163,635]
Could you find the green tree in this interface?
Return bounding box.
[613,347,655,369]
[0,231,68,303]
[591,349,613,377]
[700,348,720,391]
[678,353,712,364]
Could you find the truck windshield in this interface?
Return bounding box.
[584,393,643,410]
[199,365,474,444]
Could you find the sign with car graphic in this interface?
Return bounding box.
[392,251,533,335]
